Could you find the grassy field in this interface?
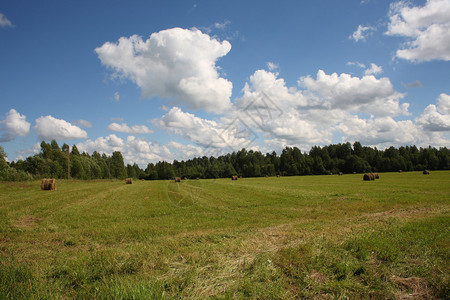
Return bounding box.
[0,172,449,299]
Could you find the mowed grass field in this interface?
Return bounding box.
[0,172,449,299]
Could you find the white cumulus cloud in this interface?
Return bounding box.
[77,134,173,167]
[337,115,449,148]
[386,0,450,62]
[0,109,31,142]
[437,93,450,114]
[416,93,450,131]
[299,70,408,116]
[107,122,153,134]
[34,115,88,140]
[156,107,256,154]
[95,27,233,113]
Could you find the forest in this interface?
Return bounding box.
[1,140,449,181]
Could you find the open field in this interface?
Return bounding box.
[0,172,449,299]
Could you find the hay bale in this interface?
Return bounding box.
[232,176,238,180]
[353,172,357,174]
[374,173,379,179]
[423,170,430,175]
[276,174,280,178]
[125,178,133,184]
[398,170,403,173]
[363,174,371,181]
[338,172,343,176]
[196,177,200,180]
[175,177,181,183]
[41,178,56,191]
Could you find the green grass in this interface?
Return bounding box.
[0,172,449,299]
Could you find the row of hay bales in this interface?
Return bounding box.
[41,179,56,190]
[363,173,379,181]
[43,170,431,189]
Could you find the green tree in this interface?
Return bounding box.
[110,151,127,179]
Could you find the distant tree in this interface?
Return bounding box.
[110,151,127,179]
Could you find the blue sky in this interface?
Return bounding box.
[1,0,449,167]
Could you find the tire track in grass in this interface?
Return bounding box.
[175,205,449,298]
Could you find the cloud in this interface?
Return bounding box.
[73,119,93,128]
[437,93,450,114]
[236,69,309,111]
[167,141,204,160]
[386,0,450,62]
[0,13,13,28]
[347,61,366,68]
[214,20,231,30]
[77,134,173,167]
[0,109,31,142]
[364,63,383,75]
[337,114,450,148]
[232,69,441,151]
[349,25,375,42]
[416,93,450,131]
[337,116,421,146]
[299,70,408,116]
[95,27,233,113]
[156,107,257,153]
[34,115,88,140]
[234,70,335,149]
[110,117,124,122]
[15,143,41,161]
[267,62,279,71]
[107,122,153,134]
[77,134,124,154]
[402,80,423,88]
[113,92,120,102]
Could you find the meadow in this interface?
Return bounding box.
[0,172,449,299]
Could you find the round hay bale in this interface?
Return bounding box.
[423,170,430,174]
[41,178,56,190]
[363,174,371,181]
[125,178,133,184]
[338,172,343,176]
[353,172,357,174]
[276,174,280,178]
[232,176,238,180]
[40,179,47,190]
[374,173,379,179]
[196,177,200,180]
[175,177,181,183]
[398,170,403,173]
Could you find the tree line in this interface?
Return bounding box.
[0,141,449,181]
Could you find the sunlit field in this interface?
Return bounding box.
[1,171,449,299]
